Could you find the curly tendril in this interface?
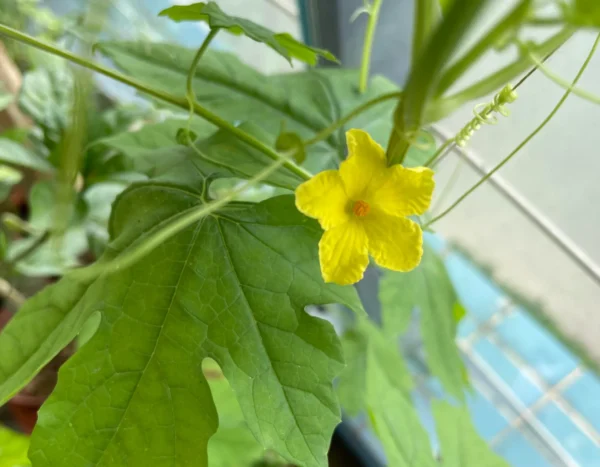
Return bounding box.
[455,84,518,147]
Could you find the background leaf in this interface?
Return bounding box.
[95,118,215,163]
[203,360,266,467]
[337,317,413,416]
[380,246,467,400]
[6,181,89,277]
[0,138,53,172]
[159,2,337,65]
[98,43,420,173]
[433,401,510,467]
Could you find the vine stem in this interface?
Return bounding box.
[358,0,383,93]
[424,138,453,167]
[0,23,311,181]
[186,29,219,101]
[303,91,402,147]
[522,43,600,105]
[424,33,600,229]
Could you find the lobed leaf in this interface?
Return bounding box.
[0,174,363,467]
[158,2,337,65]
[337,318,413,416]
[380,246,467,400]
[433,401,510,467]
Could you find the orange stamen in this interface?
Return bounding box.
[353,200,370,217]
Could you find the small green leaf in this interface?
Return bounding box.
[0,138,53,172]
[275,131,305,164]
[337,317,413,416]
[0,425,30,467]
[176,127,197,145]
[380,246,467,400]
[433,401,510,467]
[159,2,338,65]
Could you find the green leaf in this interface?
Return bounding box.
[6,181,88,276]
[0,425,30,467]
[136,123,306,191]
[95,118,216,162]
[0,138,53,172]
[203,360,266,467]
[276,131,306,164]
[380,247,467,400]
[433,401,510,467]
[98,43,404,172]
[158,2,337,65]
[364,330,436,467]
[337,317,434,466]
[337,318,413,416]
[0,186,362,466]
[19,65,72,147]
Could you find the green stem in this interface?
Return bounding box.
[386,0,489,163]
[523,44,600,105]
[430,156,464,215]
[435,0,531,97]
[412,0,440,65]
[424,138,453,167]
[186,28,219,101]
[424,33,600,229]
[359,0,383,93]
[428,28,573,122]
[303,91,402,147]
[0,23,311,181]
[527,16,563,26]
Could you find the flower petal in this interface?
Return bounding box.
[295,170,350,229]
[340,129,387,200]
[319,221,369,285]
[373,166,435,216]
[364,212,423,272]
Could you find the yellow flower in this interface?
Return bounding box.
[295,129,435,285]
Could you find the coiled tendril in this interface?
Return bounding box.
[455,84,518,147]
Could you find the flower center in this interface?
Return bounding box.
[352,200,370,217]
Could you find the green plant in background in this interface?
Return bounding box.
[0,0,598,465]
